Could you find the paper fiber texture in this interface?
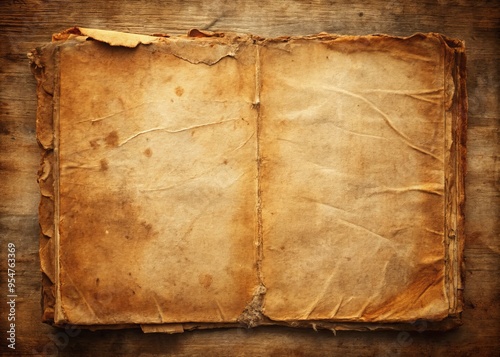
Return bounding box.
[30,27,466,332]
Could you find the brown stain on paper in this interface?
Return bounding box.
[199,274,213,289]
[56,39,261,324]
[105,130,119,147]
[143,148,153,157]
[175,86,184,97]
[99,158,108,171]
[89,139,100,149]
[58,188,160,322]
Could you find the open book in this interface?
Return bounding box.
[30,27,466,333]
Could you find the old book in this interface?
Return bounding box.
[30,27,466,333]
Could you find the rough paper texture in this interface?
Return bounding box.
[30,28,466,332]
[261,36,449,322]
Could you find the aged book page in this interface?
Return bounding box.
[35,29,261,326]
[259,35,460,323]
[31,28,465,332]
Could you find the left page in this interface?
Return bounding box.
[35,30,260,326]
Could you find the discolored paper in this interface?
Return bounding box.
[30,28,466,332]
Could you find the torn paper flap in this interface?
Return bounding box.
[52,27,160,48]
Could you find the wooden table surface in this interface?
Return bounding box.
[1,1,498,355]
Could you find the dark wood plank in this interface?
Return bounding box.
[1,0,498,355]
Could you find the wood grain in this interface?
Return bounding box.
[0,0,498,355]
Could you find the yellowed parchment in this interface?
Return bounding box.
[54,33,260,325]
[31,28,465,331]
[260,36,451,322]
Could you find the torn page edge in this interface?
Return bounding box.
[49,28,460,70]
[443,36,466,317]
[52,27,160,48]
[53,28,453,49]
[237,285,266,327]
[52,27,250,65]
[164,40,241,65]
[70,314,461,334]
[29,43,58,323]
[442,35,466,320]
[52,44,65,325]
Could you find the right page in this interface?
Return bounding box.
[259,34,464,323]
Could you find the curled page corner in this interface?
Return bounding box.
[52,26,160,48]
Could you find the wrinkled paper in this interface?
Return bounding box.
[30,28,466,332]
